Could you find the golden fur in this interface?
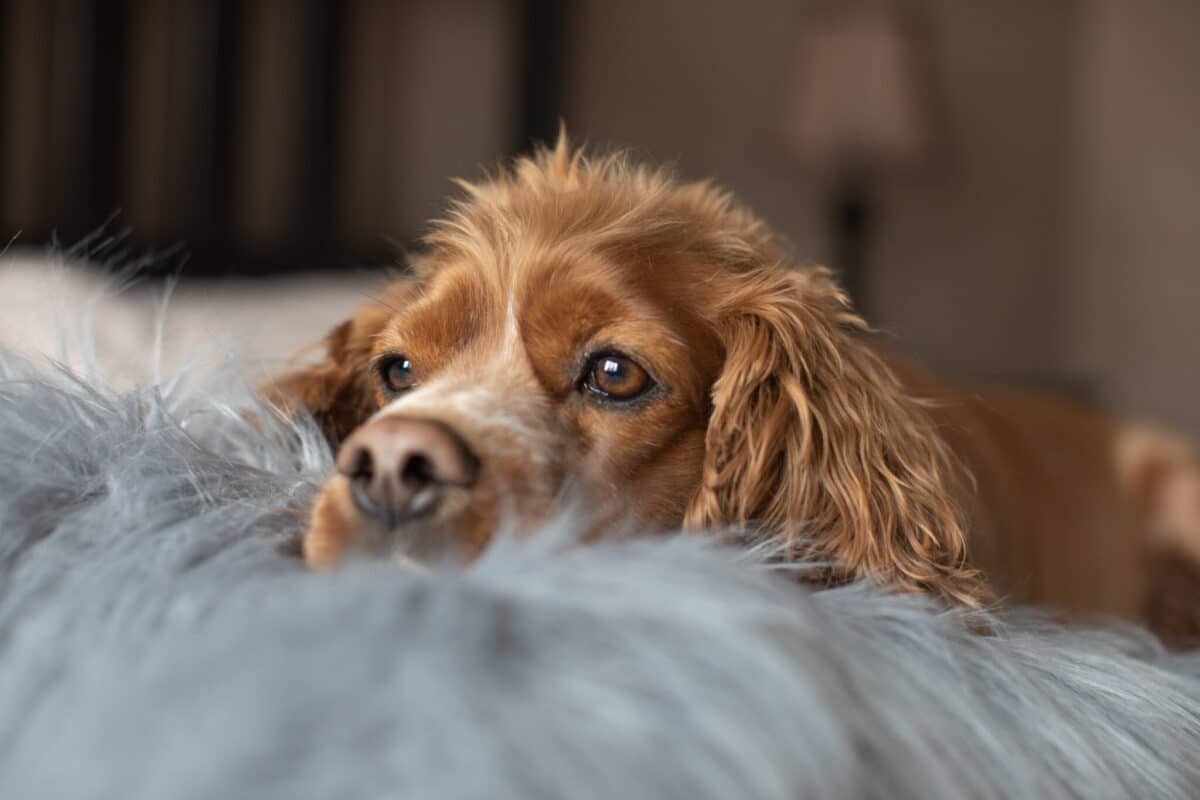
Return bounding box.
[266,137,1200,632]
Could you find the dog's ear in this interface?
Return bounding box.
[260,298,396,448]
[685,267,989,606]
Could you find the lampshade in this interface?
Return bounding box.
[782,8,931,180]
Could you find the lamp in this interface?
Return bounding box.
[781,6,934,315]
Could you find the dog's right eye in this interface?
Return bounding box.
[378,355,416,393]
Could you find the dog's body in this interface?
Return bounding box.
[267,139,1200,633]
[900,362,1198,624]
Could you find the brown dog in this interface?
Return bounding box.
[266,138,1200,632]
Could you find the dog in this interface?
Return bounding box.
[265,137,1200,634]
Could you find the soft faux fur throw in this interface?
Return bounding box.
[3,345,1200,799]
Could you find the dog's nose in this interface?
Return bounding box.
[335,417,479,523]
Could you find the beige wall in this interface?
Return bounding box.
[870,0,1077,379]
[1063,0,1200,437]
[567,0,1079,380]
[566,0,826,272]
[567,0,1200,437]
[338,0,518,244]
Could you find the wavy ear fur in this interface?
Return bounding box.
[259,302,393,448]
[685,267,989,606]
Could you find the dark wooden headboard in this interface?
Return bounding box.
[0,0,568,275]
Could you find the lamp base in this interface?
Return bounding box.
[832,182,872,316]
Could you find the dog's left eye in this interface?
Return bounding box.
[582,353,654,402]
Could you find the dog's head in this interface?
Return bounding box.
[269,138,985,604]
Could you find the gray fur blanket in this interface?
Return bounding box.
[2,348,1200,799]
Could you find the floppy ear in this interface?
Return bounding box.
[260,301,393,448]
[685,267,989,606]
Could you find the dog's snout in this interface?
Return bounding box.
[336,417,478,523]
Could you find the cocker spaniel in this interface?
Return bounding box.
[266,137,1200,632]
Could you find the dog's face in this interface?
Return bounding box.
[269,139,987,606]
[325,246,723,561]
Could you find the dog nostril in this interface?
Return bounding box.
[401,453,436,488]
[348,446,374,482]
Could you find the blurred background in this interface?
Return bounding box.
[1,0,1198,437]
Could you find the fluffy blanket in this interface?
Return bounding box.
[2,344,1200,799]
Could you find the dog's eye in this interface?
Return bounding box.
[582,353,654,401]
[379,355,416,393]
